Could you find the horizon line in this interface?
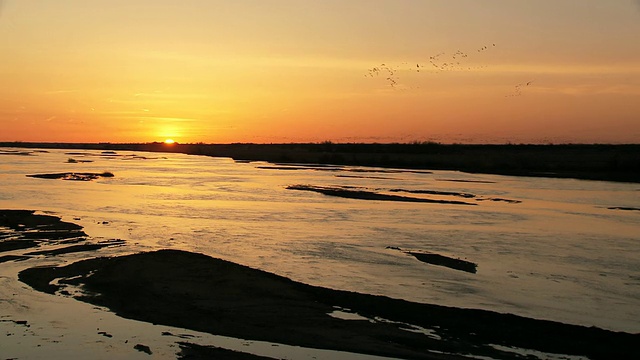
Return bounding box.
[1,141,639,146]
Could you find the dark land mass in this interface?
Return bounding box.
[335,174,397,180]
[288,184,517,205]
[0,238,39,252]
[386,188,522,204]
[257,165,429,174]
[67,158,94,163]
[436,179,497,184]
[386,246,478,274]
[4,210,638,359]
[18,249,640,360]
[0,210,122,257]
[133,344,153,355]
[287,184,477,205]
[24,240,125,256]
[0,210,87,251]
[2,142,640,183]
[177,342,278,360]
[26,172,114,181]
[0,149,34,156]
[0,254,31,263]
[407,251,478,274]
[476,197,522,204]
[608,206,640,212]
[389,188,476,199]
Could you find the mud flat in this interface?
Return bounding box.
[288,185,521,206]
[177,342,277,360]
[0,149,37,156]
[407,251,477,274]
[258,164,432,175]
[26,172,114,181]
[0,209,122,261]
[386,247,478,274]
[1,210,87,245]
[389,188,476,199]
[287,184,477,205]
[18,249,640,360]
[607,206,640,212]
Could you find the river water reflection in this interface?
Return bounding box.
[1,147,639,333]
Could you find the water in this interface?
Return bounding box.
[1,147,639,336]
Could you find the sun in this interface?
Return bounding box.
[164,139,176,145]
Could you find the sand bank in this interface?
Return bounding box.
[3,209,639,359]
[18,249,639,360]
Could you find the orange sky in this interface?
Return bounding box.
[1,0,639,144]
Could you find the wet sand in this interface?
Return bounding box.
[0,209,121,258]
[403,250,477,274]
[286,185,477,205]
[286,184,523,206]
[26,171,115,181]
[385,246,478,274]
[17,249,640,360]
[3,209,640,359]
[608,206,640,212]
[177,342,279,359]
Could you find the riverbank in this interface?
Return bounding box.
[2,142,639,183]
[2,210,638,359]
[17,249,640,360]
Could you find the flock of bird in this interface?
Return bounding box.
[366,43,534,97]
[365,44,496,87]
[505,80,534,98]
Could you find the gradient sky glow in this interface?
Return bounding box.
[1,0,639,144]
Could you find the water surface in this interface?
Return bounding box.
[1,147,638,333]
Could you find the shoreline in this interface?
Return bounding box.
[3,210,639,359]
[2,142,640,183]
[16,248,640,360]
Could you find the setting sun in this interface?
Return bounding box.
[164,139,176,144]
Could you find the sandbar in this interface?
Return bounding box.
[18,249,640,360]
[287,184,477,205]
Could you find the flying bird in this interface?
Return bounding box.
[506,80,535,97]
[365,42,498,89]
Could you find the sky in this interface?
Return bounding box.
[0,0,639,144]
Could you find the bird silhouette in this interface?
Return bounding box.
[365,43,498,89]
[505,80,534,97]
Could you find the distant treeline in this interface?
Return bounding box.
[2,141,640,183]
